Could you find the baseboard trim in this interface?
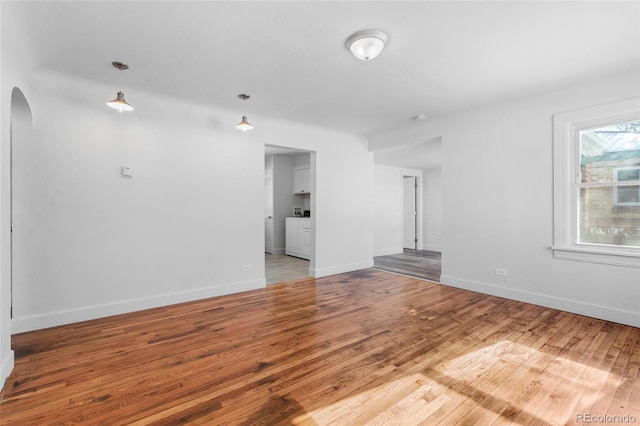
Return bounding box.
[310,260,374,278]
[271,248,285,255]
[11,279,266,333]
[1,350,15,392]
[420,244,442,252]
[440,275,640,327]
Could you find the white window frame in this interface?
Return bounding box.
[552,97,640,268]
[613,166,640,206]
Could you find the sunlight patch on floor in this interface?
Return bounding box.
[292,340,613,425]
[292,372,451,425]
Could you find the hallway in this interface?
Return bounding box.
[265,254,310,285]
[373,249,441,282]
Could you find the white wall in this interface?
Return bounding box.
[422,167,442,252]
[0,2,7,388]
[5,67,373,333]
[373,164,403,256]
[310,141,374,277]
[0,1,39,386]
[10,71,265,332]
[371,70,640,327]
[293,153,310,168]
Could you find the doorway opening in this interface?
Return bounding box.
[10,87,34,322]
[264,144,316,285]
[403,176,418,250]
[372,137,443,281]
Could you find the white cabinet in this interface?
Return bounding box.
[299,219,311,258]
[293,166,310,194]
[285,218,299,256]
[286,218,311,260]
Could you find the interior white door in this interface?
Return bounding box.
[403,176,417,250]
[265,171,273,253]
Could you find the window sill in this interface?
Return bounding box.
[552,246,640,268]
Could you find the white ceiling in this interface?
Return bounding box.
[374,138,442,170]
[264,144,309,157]
[9,1,640,141]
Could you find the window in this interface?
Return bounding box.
[614,167,640,206]
[553,98,640,267]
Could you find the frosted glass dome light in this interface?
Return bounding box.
[346,30,388,61]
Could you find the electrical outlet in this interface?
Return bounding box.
[494,268,507,277]
[242,265,252,272]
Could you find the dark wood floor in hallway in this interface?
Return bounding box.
[1,269,637,425]
[373,249,441,281]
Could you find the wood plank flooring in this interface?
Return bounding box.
[265,254,310,285]
[1,269,638,425]
[373,249,441,282]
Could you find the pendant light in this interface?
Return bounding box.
[236,94,254,132]
[107,91,134,112]
[106,62,134,112]
[345,29,388,61]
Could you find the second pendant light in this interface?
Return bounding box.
[236,94,254,132]
[106,61,134,112]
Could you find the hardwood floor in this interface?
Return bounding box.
[374,249,441,282]
[265,253,310,285]
[1,269,638,425]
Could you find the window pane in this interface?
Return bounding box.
[579,187,640,247]
[580,121,640,184]
[616,185,640,204]
[617,168,640,182]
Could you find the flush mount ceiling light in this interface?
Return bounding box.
[236,94,254,132]
[106,61,134,112]
[345,29,388,61]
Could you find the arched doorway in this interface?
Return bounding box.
[10,87,34,321]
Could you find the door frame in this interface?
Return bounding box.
[9,88,34,323]
[264,144,317,283]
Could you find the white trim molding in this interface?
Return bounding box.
[441,275,640,328]
[12,279,266,333]
[1,350,15,391]
[551,245,640,268]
